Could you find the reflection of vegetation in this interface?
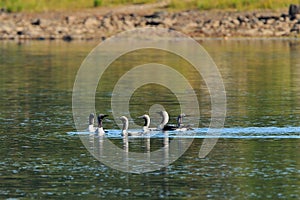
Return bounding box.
[2,40,299,130]
[0,41,97,132]
[95,48,207,128]
[129,84,181,122]
[201,39,300,127]
[1,40,300,199]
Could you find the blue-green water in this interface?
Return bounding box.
[1,39,300,199]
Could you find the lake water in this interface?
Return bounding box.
[1,39,300,199]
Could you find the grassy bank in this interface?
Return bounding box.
[1,0,299,12]
[170,0,300,10]
[0,0,157,12]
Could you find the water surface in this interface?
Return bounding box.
[1,39,300,199]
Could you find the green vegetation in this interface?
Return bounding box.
[1,0,92,12]
[0,0,157,12]
[193,0,300,10]
[1,0,299,12]
[169,0,300,10]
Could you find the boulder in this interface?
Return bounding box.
[291,23,300,33]
[66,16,77,24]
[232,18,240,25]
[31,18,40,26]
[62,35,73,41]
[260,29,273,36]
[289,4,300,20]
[84,17,99,28]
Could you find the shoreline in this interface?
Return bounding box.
[1,37,300,43]
[1,4,300,41]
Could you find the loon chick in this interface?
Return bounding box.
[88,113,96,132]
[157,111,177,131]
[96,114,108,136]
[120,116,146,136]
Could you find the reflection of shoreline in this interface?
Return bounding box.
[0,7,299,40]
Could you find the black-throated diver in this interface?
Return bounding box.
[158,111,192,131]
[139,114,157,132]
[88,113,96,132]
[120,116,149,136]
[96,114,108,136]
[157,110,177,131]
[176,113,193,131]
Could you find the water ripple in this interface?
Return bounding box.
[68,126,300,139]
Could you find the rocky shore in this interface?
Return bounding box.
[1,4,300,40]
